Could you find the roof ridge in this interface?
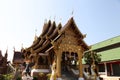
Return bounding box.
[91,35,120,46]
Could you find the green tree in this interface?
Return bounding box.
[84,51,101,76]
[84,51,101,65]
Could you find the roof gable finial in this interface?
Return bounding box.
[13,46,15,52]
[71,9,74,17]
[5,47,8,58]
[49,16,51,20]
[54,15,56,21]
[44,19,47,23]
[34,29,37,41]
[21,43,24,50]
[60,18,62,23]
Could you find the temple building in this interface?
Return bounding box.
[12,49,24,68]
[22,17,89,80]
[87,35,120,79]
[0,50,8,74]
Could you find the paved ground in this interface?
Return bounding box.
[100,75,120,80]
[62,70,78,80]
[22,69,78,80]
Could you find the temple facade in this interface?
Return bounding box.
[22,17,89,80]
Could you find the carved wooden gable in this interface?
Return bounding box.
[59,17,84,47]
[61,27,79,46]
[53,17,89,52]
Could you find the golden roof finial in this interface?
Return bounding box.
[71,9,74,17]
[21,43,23,49]
[83,34,87,38]
[44,19,47,23]
[6,46,8,52]
[34,29,37,41]
[60,18,62,23]
[49,16,51,20]
[21,43,24,51]
[5,46,8,54]
[13,46,15,52]
[54,15,56,21]
[5,47,8,58]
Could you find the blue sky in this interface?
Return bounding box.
[0,0,120,61]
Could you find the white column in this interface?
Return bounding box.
[104,62,107,76]
[110,63,113,75]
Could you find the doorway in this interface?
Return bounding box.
[61,51,78,80]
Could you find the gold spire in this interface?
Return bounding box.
[71,9,74,17]
[59,17,62,23]
[21,43,23,48]
[44,19,47,23]
[13,46,15,52]
[21,43,24,51]
[49,16,51,20]
[83,34,87,38]
[54,15,56,21]
[34,29,38,41]
[5,48,8,58]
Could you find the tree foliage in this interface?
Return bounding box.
[84,51,101,65]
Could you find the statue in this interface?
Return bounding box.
[50,60,57,80]
[22,60,34,77]
[90,61,99,80]
[84,61,100,80]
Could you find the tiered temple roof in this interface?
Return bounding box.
[0,51,3,65]
[0,50,8,74]
[0,51,3,61]
[12,51,24,64]
[24,17,89,56]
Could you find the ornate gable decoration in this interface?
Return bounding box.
[55,17,89,51]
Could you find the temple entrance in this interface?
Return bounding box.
[61,51,79,79]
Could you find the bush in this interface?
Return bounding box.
[33,76,38,80]
[16,76,22,80]
[1,74,13,80]
[0,75,5,80]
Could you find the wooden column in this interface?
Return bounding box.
[56,50,62,78]
[78,48,84,80]
[34,55,39,69]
